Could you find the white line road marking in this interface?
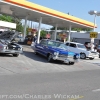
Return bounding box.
[92,89,100,92]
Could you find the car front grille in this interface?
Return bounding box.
[58,54,68,58]
[91,52,98,55]
[8,47,21,50]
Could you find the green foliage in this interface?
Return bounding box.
[0,15,13,22]
[22,25,29,35]
[26,26,29,35]
[40,30,47,38]
[71,28,92,32]
[16,23,24,32]
[50,27,67,30]
[0,14,24,32]
[50,26,92,32]
[66,38,68,41]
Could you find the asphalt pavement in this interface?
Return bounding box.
[0,45,100,100]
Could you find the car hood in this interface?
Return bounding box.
[51,47,77,55]
[0,31,19,41]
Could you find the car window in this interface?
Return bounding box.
[48,41,56,47]
[48,41,63,48]
[40,40,47,46]
[0,31,3,34]
[77,44,86,49]
[69,43,76,48]
[66,43,69,46]
[57,44,68,50]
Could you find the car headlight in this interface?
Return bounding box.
[74,54,79,59]
[76,55,79,59]
[54,52,59,56]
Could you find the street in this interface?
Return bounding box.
[0,45,100,100]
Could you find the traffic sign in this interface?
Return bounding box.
[90,32,98,38]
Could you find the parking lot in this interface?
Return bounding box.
[0,45,100,75]
[0,45,100,100]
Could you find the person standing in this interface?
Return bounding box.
[94,43,98,51]
[33,35,37,42]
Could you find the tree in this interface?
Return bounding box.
[0,14,13,22]
[50,26,92,32]
[0,14,24,32]
[16,23,24,32]
[12,17,24,32]
[50,27,67,30]
[40,30,47,38]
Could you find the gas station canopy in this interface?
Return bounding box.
[0,0,96,28]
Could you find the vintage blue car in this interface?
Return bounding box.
[31,39,80,65]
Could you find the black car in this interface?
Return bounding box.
[0,31,23,57]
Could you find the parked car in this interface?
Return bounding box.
[0,31,23,57]
[96,45,100,57]
[31,39,80,65]
[24,35,33,45]
[14,35,24,42]
[65,42,99,60]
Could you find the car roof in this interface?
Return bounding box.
[41,39,63,43]
[65,41,84,45]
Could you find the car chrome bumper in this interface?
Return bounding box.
[87,54,99,58]
[0,48,23,54]
[52,55,79,63]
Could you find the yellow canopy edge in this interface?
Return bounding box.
[3,0,96,28]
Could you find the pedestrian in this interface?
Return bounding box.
[33,35,37,42]
[94,43,98,51]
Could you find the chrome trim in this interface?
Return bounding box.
[52,55,78,63]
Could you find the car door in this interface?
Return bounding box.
[68,43,78,53]
[36,40,47,56]
[65,42,70,49]
[40,40,48,56]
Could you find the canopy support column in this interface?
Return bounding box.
[37,17,42,43]
[23,16,28,39]
[91,14,96,51]
[68,25,72,42]
[54,24,58,40]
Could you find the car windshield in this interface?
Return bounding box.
[48,41,67,50]
[77,44,86,49]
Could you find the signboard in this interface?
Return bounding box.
[46,34,51,38]
[28,28,37,32]
[59,33,67,39]
[28,28,32,32]
[90,32,98,38]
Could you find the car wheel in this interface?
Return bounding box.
[89,58,94,60]
[80,53,86,59]
[47,54,53,62]
[13,54,19,57]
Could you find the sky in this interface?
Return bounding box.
[28,0,100,31]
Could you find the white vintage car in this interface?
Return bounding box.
[65,42,99,60]
[0,31,23,57]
